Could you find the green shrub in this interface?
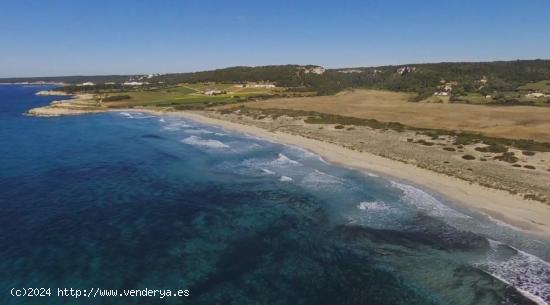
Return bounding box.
[103,95,131,101]
[494,152,518,163]
[462,155,475,160]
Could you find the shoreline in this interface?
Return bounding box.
[157,109,550,238]
[25,96,550,237]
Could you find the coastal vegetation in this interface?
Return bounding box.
[223,106,550,153]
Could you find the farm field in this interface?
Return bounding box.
[244,89,550,142]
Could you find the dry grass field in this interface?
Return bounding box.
[245,89,550,142]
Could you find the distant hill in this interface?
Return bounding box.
[3,60,550,99]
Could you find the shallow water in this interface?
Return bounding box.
[1,85,549,305]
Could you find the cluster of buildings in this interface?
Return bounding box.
[76,82,95,86]
[75,81,150,86]
[300,66,326,75]
[74,73,164,87]
[202,82,278,95]
[203,89,224,96]
[396,66,417,75]
[123,81,148,86]
[526,92,550,98]
[235,82,276,88]
[433,80,458,96]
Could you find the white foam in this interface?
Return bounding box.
[181,136,229,149]
[390,181,470,219]
[301,169,344,187]
[119,112,133,118]
[159,118,166,123]
[184,129,213,135]
[358,200,389,211]
[118,111,154,119]
[229,143,263,154]
[279,176,293,182]
[272,153,299,166]
[163,122,192,131]
[481,240,550,305]
[261,168,275,175]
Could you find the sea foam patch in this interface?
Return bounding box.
[181,136,229,149]
[358,200,389,211]
[279,176,293,182]
[162,121,192,131]
[481,240,550,305]
[390,181,470,219]
[118,112,154,119]
[272,153,299,166]
[183,128,214,135]
[301,169,344,188]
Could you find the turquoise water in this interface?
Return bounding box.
[0,85,549,305]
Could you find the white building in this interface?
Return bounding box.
[301,66,326,75]
[77,82,95,86]
[251,83,276,88]
[526,92,547,98]
[204,90,223,96]
[123,81,145,86]
[396,66,416,75]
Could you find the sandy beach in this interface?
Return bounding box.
[163,110,550,238]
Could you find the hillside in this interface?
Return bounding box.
[3,60,550,104]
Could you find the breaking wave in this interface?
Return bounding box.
[301,169,344,187]
[390,181,470,219]
[261,168,275,175]
[118,112,154,119]
[181,136,229,149]
[279,176,293,182]
[162,122,192,131]
[184,129,214,135]
[272,153,300,166]
[480,240,550,305]
[358,200,389,211]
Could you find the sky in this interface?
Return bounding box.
[1,0,549,77]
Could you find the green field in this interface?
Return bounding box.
[455,88,550,106]
[518,80,550,92]
[100,83,286,109]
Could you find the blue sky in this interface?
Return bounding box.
[1,0,549,77]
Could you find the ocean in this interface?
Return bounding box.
[1,84,549,305]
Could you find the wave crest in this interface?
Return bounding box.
[181,136,229,149]
[391,181,469,219]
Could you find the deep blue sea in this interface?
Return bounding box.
[1,85,549,305]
